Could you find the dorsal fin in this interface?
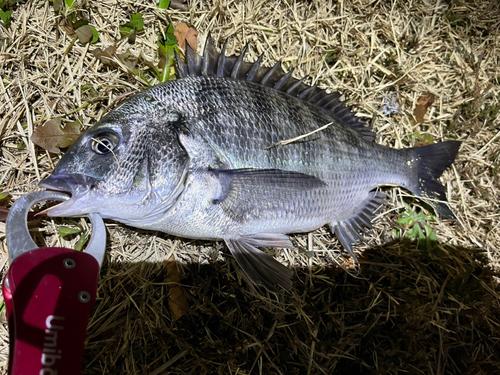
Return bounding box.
[175,33,375,141]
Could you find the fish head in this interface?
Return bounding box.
[39,92,189,224]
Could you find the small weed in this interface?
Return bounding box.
[119,12,144,43]
[158,0,171,9]
[58,220,90,251]
[394,203,437,249]
[0,0,26,27]
[157,23,179,83]
[324,47,342,65]
[51,0,100,45]
[403,132,434,146]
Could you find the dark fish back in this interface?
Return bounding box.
[175,34,375,141]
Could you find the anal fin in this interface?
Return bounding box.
[329,191,386,262]
[225,234,294,292]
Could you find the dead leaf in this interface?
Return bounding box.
[59,18,75,36]
[116,50,139,71]
[92,45,117,67]
[413,93,435,124]
[174,23,198,52]
[0,207,9,222]
[53,0,64,14]
[166,255,189,321]
[31,118,82,154]
[76,26,93,44]
[170,0,189,11]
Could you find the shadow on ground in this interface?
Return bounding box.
[82,239,500,375]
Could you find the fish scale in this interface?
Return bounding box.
[39,35,460,292]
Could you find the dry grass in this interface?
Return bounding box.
[1,0,499,374]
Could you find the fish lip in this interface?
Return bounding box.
[39,174,96,194]
[38,174,97,216]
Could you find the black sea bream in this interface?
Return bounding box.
[39,35,460,291]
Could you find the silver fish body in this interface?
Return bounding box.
[131,77,409,236]
[39,36,460,291]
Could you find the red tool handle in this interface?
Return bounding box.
[3,247,100,375]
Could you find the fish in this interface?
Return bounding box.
[39,34,461,292]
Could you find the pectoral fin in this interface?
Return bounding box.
[212,168,326,223]
[213,168,326,193]
[225,234,294,292]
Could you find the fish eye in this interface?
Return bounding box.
[90,132,118,155]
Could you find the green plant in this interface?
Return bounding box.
[157,23,179,83]
[58,220,90,251]
[51,0,100,45]
[119,12,144,43]
[0,0,26,27]
[394,202,437,249]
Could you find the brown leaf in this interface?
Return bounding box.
[59,18,75,35]
[0,207,9,222]
[31,118,82,154]
[170,0,188,11]
[413,93,435,124]
[76,25,93,44]
[166,255,189,321]
[116,50,139,71]
[174,23,198,52]
[53,0,64,14]
[92,45,117,66]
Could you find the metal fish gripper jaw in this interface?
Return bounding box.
[2,191,107,375]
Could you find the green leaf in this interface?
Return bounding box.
[76,25,99,44]
[158,43,176,82]
[324,48,342,65]
[74,231,89,251]
[413,132,435,145]
[393,228,403,238]
[81,83,98,98]
[156,24,179,82]
[87,25,99,44]
[121,27,136,43]
[159,24,177,47]
[17,140,25,150]
[396,216,413,225]
[407,225,419,240]
[59,226,82,237]
[424,225,437,242]
[0,10,12,27]
[81,83,93,91]
[119,23,134,36]
[415,225,425,240]
[130,13,143,31]
[158,0,171,9]
[119,13,143,43]
[65,0,75,9]
[0,191,10,202]
[72,18,89,30]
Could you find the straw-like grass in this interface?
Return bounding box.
[0,0,499,373]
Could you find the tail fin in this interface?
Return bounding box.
[404,141,461,219]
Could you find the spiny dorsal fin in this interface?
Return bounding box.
[175,33,375,141]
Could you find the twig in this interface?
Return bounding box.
[266,121,333,150]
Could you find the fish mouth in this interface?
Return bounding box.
[38,174,97,216]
